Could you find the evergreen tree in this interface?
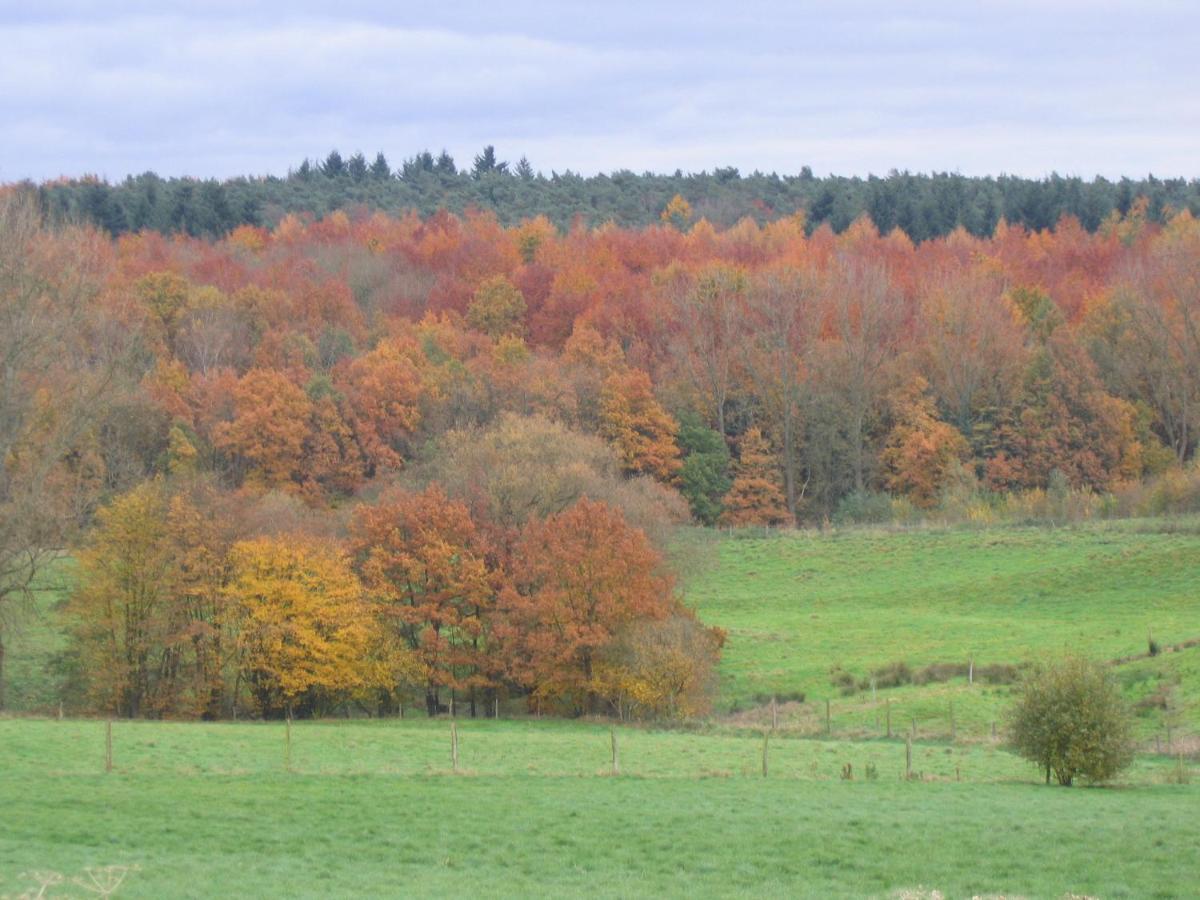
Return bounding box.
[369,152,392,180]
[320,150,346,178]
[473,145,508,178]
[676,411,731,525]
[347,152,368,182]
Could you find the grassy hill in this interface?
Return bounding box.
[682,518,1200,742]
[0,718,1196,898]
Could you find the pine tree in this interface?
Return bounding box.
[369,152,392,180]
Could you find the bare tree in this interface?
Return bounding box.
[669,265,750,439]
[744,268,820,519]
[0,190,120,708]
[811,257,907,494]
[1101,244,1200,463]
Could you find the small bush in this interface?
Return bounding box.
[829,666,858,696]
[834,490,894,525]
[871,661,913,689]
[1007,656,1135,786]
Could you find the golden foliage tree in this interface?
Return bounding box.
[226,536,377,716]
[599,369,682,482]
[69,481,177,717]
[882,378,971,508]
[467,275,527,338]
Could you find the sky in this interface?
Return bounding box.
[2,0,1197,182]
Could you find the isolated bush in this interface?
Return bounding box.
[1007,656,1134,786]
[871,661,913,689]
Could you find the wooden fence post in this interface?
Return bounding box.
[285,709,292,772]
[886,699,891,738]
[105,720,113,774]
[771,695,778,731]
[905,734,912,780]
[611,727,620,776]
[761,730,769,777]
[968,657,974,686]
[451,722,459,772]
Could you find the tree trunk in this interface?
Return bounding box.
[425,686,438,717]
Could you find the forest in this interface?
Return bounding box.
[2,180,1199,724]
[32,147,1200,241]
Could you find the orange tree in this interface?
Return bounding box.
[349,485,495,716]
[499,498,676,714]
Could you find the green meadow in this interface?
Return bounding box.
[684,519,1200,741]
[1,718,1197,899]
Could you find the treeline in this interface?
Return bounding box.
[65,471,719,721]
[32,146,1200,241]
[2,186,1200,717]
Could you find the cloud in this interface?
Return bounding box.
[1,2,1197,181]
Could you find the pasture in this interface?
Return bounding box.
[3,519,1199,897]
[685,519,1200,741]
[1,718,1197,899]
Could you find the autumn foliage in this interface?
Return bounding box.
[8,183,1200,720]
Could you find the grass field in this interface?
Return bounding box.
[3,519,1199,897]
[1,718,1197,899]
[683,519,1200,741]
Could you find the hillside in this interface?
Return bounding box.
[682,519,1200,740]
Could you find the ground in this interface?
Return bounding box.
[0,719,1196,898]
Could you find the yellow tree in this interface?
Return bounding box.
[467,275,527,338]
[69,480,177,717]
[226,537,378,717]
[660,194,693,231]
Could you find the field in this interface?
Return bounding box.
[684,519,1200,742]
[3,518,1199,897]
[1,718,1197,899]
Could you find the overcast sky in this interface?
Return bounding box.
[2,1,1197,182]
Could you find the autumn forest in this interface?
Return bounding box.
[2,177,1199,727]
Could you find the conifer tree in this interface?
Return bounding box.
[721,427,789,526]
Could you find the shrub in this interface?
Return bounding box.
[1007,656,1135,786]
[870,661,913,689]
[833,490,894,525]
